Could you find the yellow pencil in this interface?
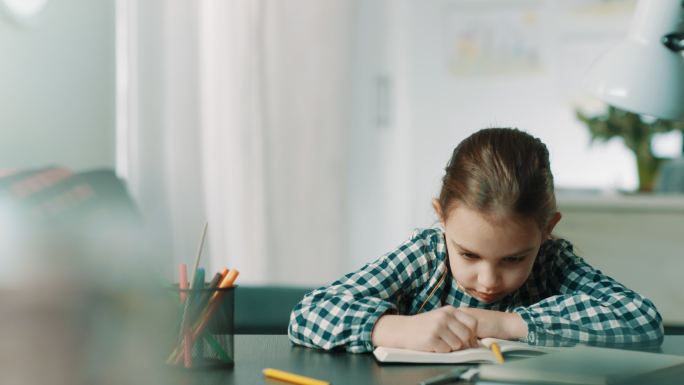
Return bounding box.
[490,342,505,364]
[262,368,330,385]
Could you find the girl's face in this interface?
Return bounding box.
[437,202,559,304]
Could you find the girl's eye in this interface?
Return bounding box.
[503,256,525,264]
[461,253,478,260]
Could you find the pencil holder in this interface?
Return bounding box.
[167,285,236,369]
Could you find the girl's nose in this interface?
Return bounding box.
[478,265,500,290]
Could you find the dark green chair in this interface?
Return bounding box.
[234,286,313,334]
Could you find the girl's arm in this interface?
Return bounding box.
[287,229,438,353]
[513,239,664,349]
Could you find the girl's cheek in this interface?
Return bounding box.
[507,271,529,289]
[460,268,477,283]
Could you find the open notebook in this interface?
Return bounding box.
[373,338,550,364]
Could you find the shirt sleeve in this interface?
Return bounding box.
[513,239,664,349]
[287,229,438,353]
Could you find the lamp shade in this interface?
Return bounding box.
[1,0,48,19]
[583,0,684,121]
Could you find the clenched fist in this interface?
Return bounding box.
[371,306,478,353]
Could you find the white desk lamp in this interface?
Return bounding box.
[584,0,684,121]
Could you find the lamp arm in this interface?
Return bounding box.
[662,32,684,52]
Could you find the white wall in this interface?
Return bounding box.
[347,1,414,270]
[0,0,115,171]
[405,0,640,227]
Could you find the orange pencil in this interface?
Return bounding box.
[178,263,190,366]
[490,342,505,364]
[172,268,239,365]
[179,263,189,303]
[191,269,239,343]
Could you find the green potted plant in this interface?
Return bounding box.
[576,106,684,192]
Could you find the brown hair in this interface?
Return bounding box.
[437,128,556,229]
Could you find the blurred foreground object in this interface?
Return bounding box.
[583,0,684,121]
[0,167,175,385]
[0,167,137,225]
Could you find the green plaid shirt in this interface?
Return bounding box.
[288,228,664,353]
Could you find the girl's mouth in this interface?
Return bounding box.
[468,289,501,303]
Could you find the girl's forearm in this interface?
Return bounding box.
[371,314,407,348]
[459,307,528,340]
[504,312,528,340]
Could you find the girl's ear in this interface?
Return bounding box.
[544,212,562,239]
[432,199,445,225]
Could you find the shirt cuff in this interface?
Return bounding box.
[352,302,397,353]
[513,307,540,345]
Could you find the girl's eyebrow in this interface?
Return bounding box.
[451,240,534,259]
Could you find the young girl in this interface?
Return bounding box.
[288,128,664,353]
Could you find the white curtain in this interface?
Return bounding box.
[120,0,354,285]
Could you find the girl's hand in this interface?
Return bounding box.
[457,308,528,340]
[371,306,478,353]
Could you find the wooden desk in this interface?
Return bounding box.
[174,335,684,385]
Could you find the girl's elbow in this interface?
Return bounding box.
[287,320,313,348]
[287,306,309,345]
[632,326,664,349]
[632,303,664,347]
[645,321,665,347]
